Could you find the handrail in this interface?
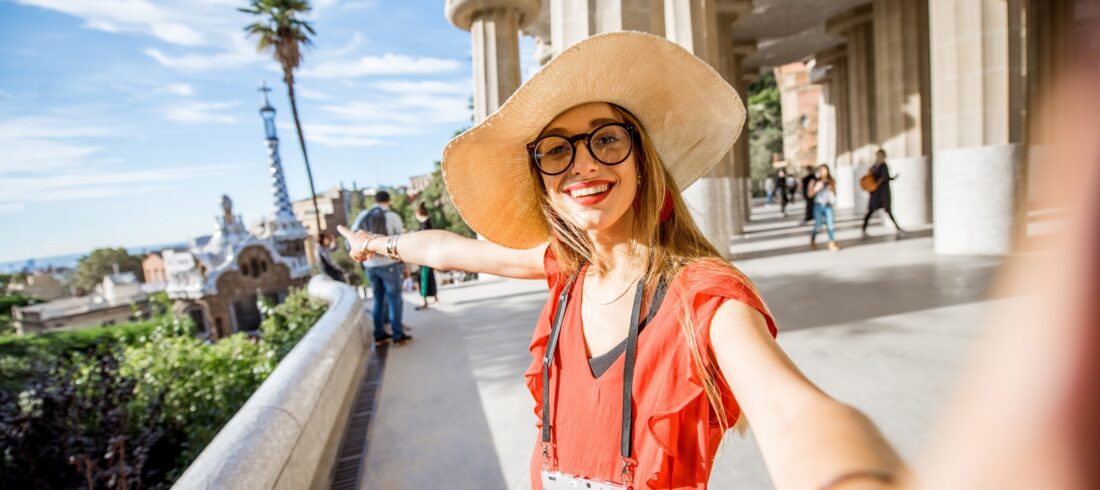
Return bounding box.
[174,275,370,489]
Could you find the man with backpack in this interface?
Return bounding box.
[350,190,412,346]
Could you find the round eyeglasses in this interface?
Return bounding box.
[527,122,636,176]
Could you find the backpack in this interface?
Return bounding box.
[359,207,388,235]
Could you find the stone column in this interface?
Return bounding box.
[811,65,836,167]
[716,1,753,236]
[551,0,665,55]
[872,0,932,227]
[827,5,876,213]
[814,46,854,208]
[446,0,542,122]
[728,42,755,231]
[665,0,732,257]
[929,0,1026,254]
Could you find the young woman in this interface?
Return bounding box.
[339,32,903,490]
[414,202,440,310]
[808,164,841,252]
[862,149,905,236]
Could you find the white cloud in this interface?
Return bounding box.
[300,54,461,79]
[0,113,228,210]
[19,0,259,70]
[16,0,211,46]
[295,87,471,148]
[84,19,120,33]
[296,86,331,101]
[4,140,104,172]
[322,93,470,125]
[0,165,228,206]
[370,80,469,95]
[151,22,206,46]
[144,45,262,73]
[313,0,378,15]
[161,83,194,96]
[281,121,410,148]
[0,116,120,172]
[0,116,116,140]
[159,100,240,124]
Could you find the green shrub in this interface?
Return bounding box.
[0,287,328,488]
[0,320,159,392]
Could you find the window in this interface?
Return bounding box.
[242,263,251,276]
[260,261,268,273]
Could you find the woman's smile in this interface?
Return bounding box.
[564,179,616,206]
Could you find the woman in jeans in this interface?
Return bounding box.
[339,32,903,489]
[808,164,840,252]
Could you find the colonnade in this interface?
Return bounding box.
[448,0,1093,256]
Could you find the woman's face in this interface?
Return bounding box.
[537,102,639,234]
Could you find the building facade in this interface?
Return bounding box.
[163,87,312,340]
[291,186,351,239]
[6,273,66,301]
[12,272,147,334]
[776,61,821,170]
[447,0,1096,255]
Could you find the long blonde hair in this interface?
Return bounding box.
[528,103,763,433]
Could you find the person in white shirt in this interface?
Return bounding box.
[349,190,411,345]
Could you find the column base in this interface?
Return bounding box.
[933,144,1024,255]
[682,175,731,260]
[890,155,932,227]
[835,165,857,210]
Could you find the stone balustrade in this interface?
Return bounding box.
[173,275,370,490]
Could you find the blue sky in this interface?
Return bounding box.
[0,0,537,264]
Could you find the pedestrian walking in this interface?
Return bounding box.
[349,190,412,346]
[339,32,903,490]
[413,202,439,310]
[777,168,790,216]
[800,167,817,224]
[861,149,905,236]
[764,175,776,204]
[808,164,840,251]
[314,233,346,283]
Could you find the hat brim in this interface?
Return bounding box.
[442,30,746,249]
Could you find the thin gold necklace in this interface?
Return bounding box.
[583,273,640,305]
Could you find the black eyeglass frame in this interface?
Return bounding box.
[526,122,637,176]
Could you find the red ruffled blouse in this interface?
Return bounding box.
[526,249,777,489]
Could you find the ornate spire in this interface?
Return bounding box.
[256,82,307,243]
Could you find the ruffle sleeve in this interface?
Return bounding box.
[639,261,777,489]
[524,246,566,426]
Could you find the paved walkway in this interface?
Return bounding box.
[358,201,1008,489]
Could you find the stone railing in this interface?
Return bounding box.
[174,275,370,489]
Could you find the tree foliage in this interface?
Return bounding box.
[70,248,144,295]
[0,294,41,336]
[414,161,476,238]
[747,72,784,187]
[0,289,326,488]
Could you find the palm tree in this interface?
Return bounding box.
[240,0,322,234]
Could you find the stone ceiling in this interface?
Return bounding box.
[732,0,871,69]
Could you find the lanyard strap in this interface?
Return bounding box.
[541,272,666,462]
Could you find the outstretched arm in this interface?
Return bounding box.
[710,301,907,490]
[337,225,547,280]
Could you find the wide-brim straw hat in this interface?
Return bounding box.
[442,30,746,249]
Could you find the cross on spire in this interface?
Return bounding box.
[258,81,273,108]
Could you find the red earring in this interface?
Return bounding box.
[660,190,674,223]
